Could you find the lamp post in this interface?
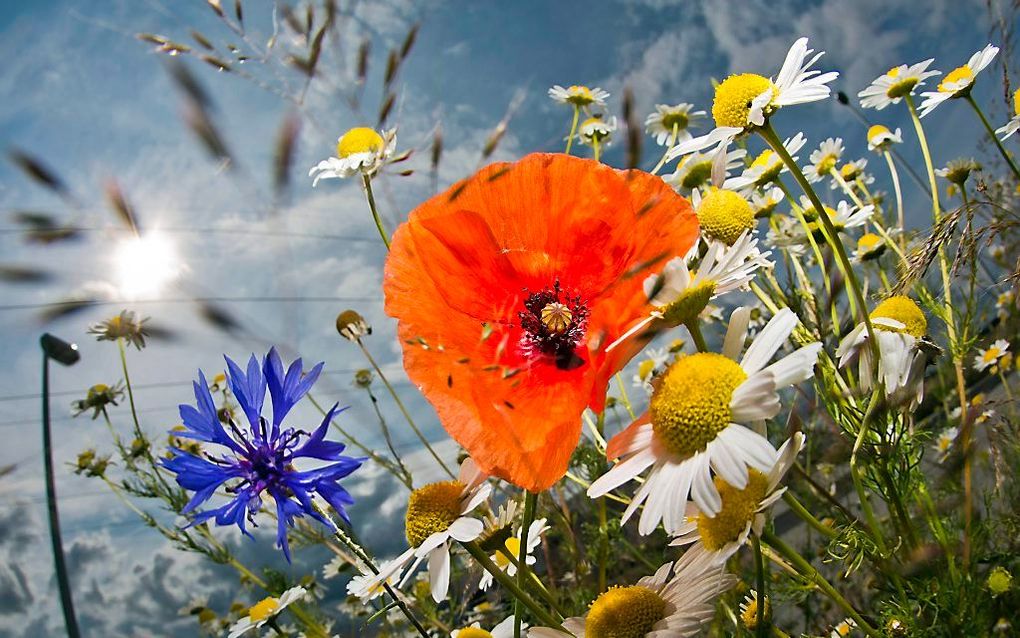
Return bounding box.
[40,333,81,638]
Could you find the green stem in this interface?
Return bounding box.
[516,491,538,638]
[762,531,880,638]
[685,321,709,352]
[116,338,175,496]
[882,151,906,250]
[362,173,391,250]
[752,535,769,638]
[650,122,680,175]
[782,492,836,539]
[614,373,636,421]
[565,106,579,155]
[463,541,564,630]
[357,340,454,479]
[965,93,1020,180]
[593,136,601,162]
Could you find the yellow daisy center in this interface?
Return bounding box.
[857,233,885,260]
[835,622,854,636]
[494,536,522,569]
[197,608,217,624]
[679,159,713,190]
[659,280,717,327]
[886,75,920,99]
[1013,88,1020,117]
[586,585,667,638]
[567,85,595,105]
[248,597,279,622]
[814,154,839,176]
[650,353,747,458]
[839,163,861,180]
[987,567,1013,595]
[712,73,775,129]
[938,65,974,93]
[696,189,756,245]
[741,594,771,630]
[661,111,690,130]
[983,348,1001,363]
[457,629,494,638]
[867,124,890,144]
[637,358,658,381]
[405,480,464,547]
[581,117,611,140]
[750,149,783,184]
[696,470,770,551]
[337,127,384,158]
[870,295,927,339]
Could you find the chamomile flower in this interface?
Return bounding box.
[996,290,1016,319]
[350,458,490,603]
[548,85,609,108]
[867,124,903,151]
[805,137,844,183]
[740,590,771,632]
[453,617,518,638]
[309,127,396,184]
[666,38,836,162]
[608,232,772,352]
[695,189,760,245]
[831,618,858,637]
[645,103,705,146]
[729,133,807,190]
[528,551,735,638]
[858,60,940,110]
[591,307,821,533]
[478,516,550,590]
[578,116,617,146]
[667,148,747,193]
[854,233,887,262]
[974,339,1010,372]
[933,427,958,462]
[765,215,807,257]
[751,187,785,219]
[935,159,981,186]
[831,158,870,189]
[671,433,805,569]
[919,45,999,117]
[995,89,1020,140]
[836,296,931,405]
[227,587,307,638]
[632,347,672,395]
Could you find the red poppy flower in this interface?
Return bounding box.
[384,153,698,491]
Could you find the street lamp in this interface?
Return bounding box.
[40,333,81,638]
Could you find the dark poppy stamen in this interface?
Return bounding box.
[518,280,589,370]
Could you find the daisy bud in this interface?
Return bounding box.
[336,309,371,341]
[353,369,373,388]
[987,566,1013,596]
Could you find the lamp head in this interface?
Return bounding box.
[40,334,80,366]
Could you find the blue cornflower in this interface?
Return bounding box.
[162,347,364,560]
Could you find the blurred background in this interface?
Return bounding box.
[0,0,1015,635]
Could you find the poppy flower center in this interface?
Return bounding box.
[518,281,589,370]
[696,469,770,550]
[405,480,464,547]
[586,585,667,638]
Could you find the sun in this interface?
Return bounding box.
[113,231,182,299]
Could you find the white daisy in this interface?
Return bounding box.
[590,307,822,534]
[935,158,981,185]
[578,116,617,146]
[805,137,844,183]
[934,427,960,462]
[608,232,772,352]
[867,125,903,152]
[974,339,1010,372]
[995,88,1020,140]
[831,158,871,189]
[548,85,609,108]
[919,45,999,117]
[836,296,929,405]
[631,346,672,395]
[750,186,786,219]
[309,127,396,185]
[671,433,805,570]
[739,590,771,632]
[831,618,858,637]
[765,215,808,257]
[527,551,736,638]
[348,458,490,603]
[794,198,874,243]
[227,587,307,638]
[996,290,1015,318]
[478,516,549,590]
[666,147,747,193]
[645,103,706,146]
[728,133,807,191]
[454,617,519,638]
[858,59,940,110]
[854,233,887,262]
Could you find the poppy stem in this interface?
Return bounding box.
[515,490,538,638]
[361,173,391,250]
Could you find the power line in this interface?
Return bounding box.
[0,295,382,312]
[0,225,380,243]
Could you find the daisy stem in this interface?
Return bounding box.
[761,124,876,358]
[116,338,176,497]
[595,412,609,594]
[777,180,833,298]
[650,122,680,175]
[356,340,455,479]
[781,492,836,539]
[964,93,1020,180]
[998,369,1014,401]
[614,373,637,421]
[500,549,568,616]
[881,151,906,251]
[593,137,602,162]
[685,321,709,352]
[565,106,579,155]
[463,540,564,630]
[905,93,971,566]
[515,490,538,638]
[761,531,880,638]
[850,387,892,557]
[330,523,432,638]
[361,173,391,250]
[751,535,769,638]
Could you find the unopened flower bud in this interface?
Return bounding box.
[336,309,371,341]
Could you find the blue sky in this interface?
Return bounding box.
[0,0,1014,635]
